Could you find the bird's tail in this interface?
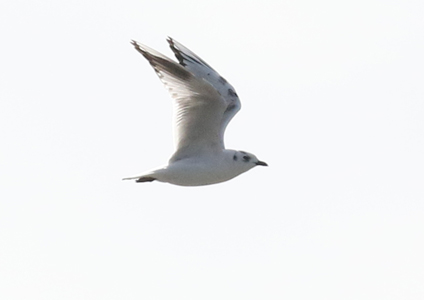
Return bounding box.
[122,175,156,183]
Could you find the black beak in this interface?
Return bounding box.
[256,160,268,167]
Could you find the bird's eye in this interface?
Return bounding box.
[242,155,250,162]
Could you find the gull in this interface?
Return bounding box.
[123,37,267,186]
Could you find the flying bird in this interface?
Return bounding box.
[123,37,267,186]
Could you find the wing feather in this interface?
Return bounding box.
[131,38,241,161]
[167,38,242,147]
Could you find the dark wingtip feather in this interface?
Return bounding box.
[167,37,186,66]
[131,40,148,57]
[131,38,192,81]
[130,39,159,66]
[130,39,141,50]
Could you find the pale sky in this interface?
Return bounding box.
[1,0,423,299]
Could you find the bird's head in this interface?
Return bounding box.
[231,150,268,171]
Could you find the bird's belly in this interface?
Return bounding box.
[160,160,237,186]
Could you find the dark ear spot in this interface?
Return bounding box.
[233,154,238,161]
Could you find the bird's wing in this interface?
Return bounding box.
[167,38,241,145]
[131,39,240,162]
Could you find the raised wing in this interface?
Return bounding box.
[131,39,240,162]
[167,38,241,141]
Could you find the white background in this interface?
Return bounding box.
[1,1,423,299]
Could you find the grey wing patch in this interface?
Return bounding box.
[166,38,236,101]
[167,37,213,69]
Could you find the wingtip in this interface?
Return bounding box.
[167,36,176,48]
[130,39,149,57]
[130,39,141,50]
